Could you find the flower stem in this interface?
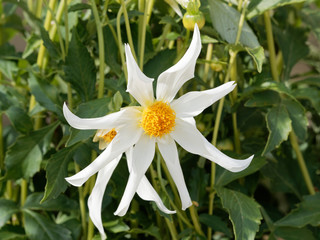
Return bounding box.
[203,43,213,87]
[189,205,205,236]
[87,151,97,240]
[264,10,315,195]
[91,0,105,99]
[116,5,127,81]
[138,0,149,70]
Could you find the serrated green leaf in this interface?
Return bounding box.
[5,106,33,134]
[42,143,83,202]
[65,97,111,146]
[271,227,316,240]
[3,123,58,180]
[208,0,260,48]
[262,105,292,155]
[199,214,232,238]
[23,192,78,212]
[275,26,309,80]
[215,156,266,187]
[283,98,307,140]
[39,27,60,59]
[23,210,72,240]
[275,193,320,227]
[247,0,305,19]
[245,46,265,73]
[28,72,62,116]
[0,199,19,228]
[64,28,96,101]
[293,87,320,113]
[245,90,281,107]
[216,187,262,240]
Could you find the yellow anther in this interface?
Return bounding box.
[140,101,176,137]
[102,129,117,143]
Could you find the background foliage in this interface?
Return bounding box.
[0,0,320,239]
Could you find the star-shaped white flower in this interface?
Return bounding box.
[63,24,253,239]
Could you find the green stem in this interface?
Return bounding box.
[203,43,213,89]
[116,5,127,81]
[189,205,205,236]
[87,151,97,240]
[121,0,137,61]
[164,218,178,240]
[91,0,105,99]
[20,179,27,206]
[0,113,3,170]
[75,163,87,238]
[64,0,69,54]
[289,133,315,195]
[35,0,43,18]
[138,0,149,70]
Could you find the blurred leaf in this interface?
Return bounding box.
[216,187,262,240]
[64,28,96,101]
[247,0,305,19]
[275,193,320,227]
[42,142,83,202]
[275,26,309,80]
[199,214,232,238]
[262,105,292,155]
[66,97,111,146]
[103,27,121,75]
[108,91,123,112]
[0,91,11,112]
[292,87,320,113]
[104,220,130,233]
[0,199,19,228]
[283,98,307,140]
[68,3,91,12]
[23,210,72,240]
[208,0,260,48]
[5,106,33,134]
[22,34,41,59]
[189,167,209,206]
[28,72,62,117]
[144,49,176,78]
[270,226,316,240]
[40,27,60,60]
[129,225,161,240]
[3,123,58,180]
[245,90,281,107]
[215,156,266,187]
[0,59,17,80]
[0,230,26,240]
[246,46,265,73]
[24,193,78,212]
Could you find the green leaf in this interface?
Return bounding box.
[245,46,265,73]
[0,199,19,228]
[104,220,130,233]
[262,105,292,155]
[245,90,281,107]
[24,192,78,212]
[292,87,320,113]
[0,59,17,80]
[65,97,111,146]
[215,156,266,187]
[283,98,307,140]
[39,27,60,59]
[275,26,309,80]
[23,210,72,240]
[129,225,161,240]
[108,91,123,112]
[64,28,96,101]
[247,0,305,19]
[103,27,121,75]
[22,34,41,59]
[42,143,83,202]
[208,0,260,48]
[5,106,33,134]
[271,227,316,240]
[275,193,320,227]
[216,187,262,240]
[28,72,62,117]
[199,214,232,238]
[0,230,27,240]
[3,123,59,180]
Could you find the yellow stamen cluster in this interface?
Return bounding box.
[140,101,176,137]
[93,128,117,150]
[102,129,117,143]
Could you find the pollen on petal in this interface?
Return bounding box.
[140,101,176,138]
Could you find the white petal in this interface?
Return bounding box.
[125,44,154,107]
[171,81,236,117]
[156,24,201,102]
[157,135,192,210]
[114,135,155,216]
[63,103,140,130]
[171,119,253,172]
[165,0,182,17]
[125,149,175,214]
[65,125,143,187]
[88,155,122,240]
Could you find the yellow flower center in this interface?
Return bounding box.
[102,129,117,143]
[140,101,176,137]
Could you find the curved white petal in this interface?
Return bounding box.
[114,135,155,216]
[88,155,122,240]
[63,103,140,130]
[165,0,182,17]
[157,135,192,210]
[171,118,253,172]
[125,149,175,214]
[171,81,236,117]
[156,24,201,102]
[125,44,154,107]
[65,125,143,187]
